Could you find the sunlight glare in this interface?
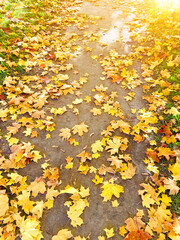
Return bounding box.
[155,0,180,11]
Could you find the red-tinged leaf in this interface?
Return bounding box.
[110,75,123,84]
[159,124,172,137]
[0,94,5,100]
[125,230,152,240]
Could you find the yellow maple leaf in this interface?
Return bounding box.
[67,198,89,227]
[23,128,32,136]
[92,175,103,185]
[20,218,43,240]
[160,69,170,79]
[104,227,114,238]
[46,187,60,200]
[46,133,51,139]
[141,193,155,208]
[169,162,180,181]
[57,74,69,81]
[121,163,136,179]
[165,107,180,116]
[17,190,34,214]
[31,201,44,219]
[101,182,124,201]
[160,194,172,206]
[90,108,102,115]
[72,98,83,105]
[119,225,127,237]
[72,122,88,136]
[84,96,91,103]
[91,140,103,153]
[52,229,72,240]
[7,137,19,146]
[27,178,46,197]
[78,163,89,175]
[60,186,78,195]
[59,128,71,141]
[105,136,122,154]
[65,162,73,169]
[0,192,9,217]
[79,186,90,198]
[107,156,123,169]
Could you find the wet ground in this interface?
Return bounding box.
[18,0,149,239]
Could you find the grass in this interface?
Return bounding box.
[0,0,56,87]
[171,181,180,215]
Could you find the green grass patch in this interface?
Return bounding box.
[171,181,180,215]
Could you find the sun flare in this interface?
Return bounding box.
[155,0,180,10]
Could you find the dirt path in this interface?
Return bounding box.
[1,0,150,239]
[16,1,149,239]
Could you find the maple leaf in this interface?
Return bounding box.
[163,178,180,195]
[77,151,92,163]
[104,227,114,238]
[46,187,60,200]
[121,163,136,179]
[19,218,43,240]
[31,201,44,219]
[91,140,103,153]
[31,110,45,119]
[158,146,174,160]
[79,186,90,198]
[125,230,152,240]
[101,182,124,201]
[141,193,155,208]
[0,191,9,217]
[159,124,172,137]
[110,75,123,84]
[92,174,104,185]
[165,107,180,116]
[118,120,131,134]
[90,108,102,115]
[101,125,114,137]
[78,163,89,175]
[27,177,46,197]
[52,229,72,240]
[17,190,34,214]
[59,128,71,141]
[72,123,88,136]
[160,69,170,79]
[98,164,115,175]
[119,225,128,237]
[105,136,122,154]
[107,156,123,169]
[33,93,48,109]
[141,68,153,78]
[67,197,89,227]
[125,216,145,232]
[169,162,180,181]
[7,122,21,135]
[148,204,172,233]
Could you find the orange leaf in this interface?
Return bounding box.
[125,230,152,240]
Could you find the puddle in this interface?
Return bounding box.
[99,10,124,44]
[99,24,121,44]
